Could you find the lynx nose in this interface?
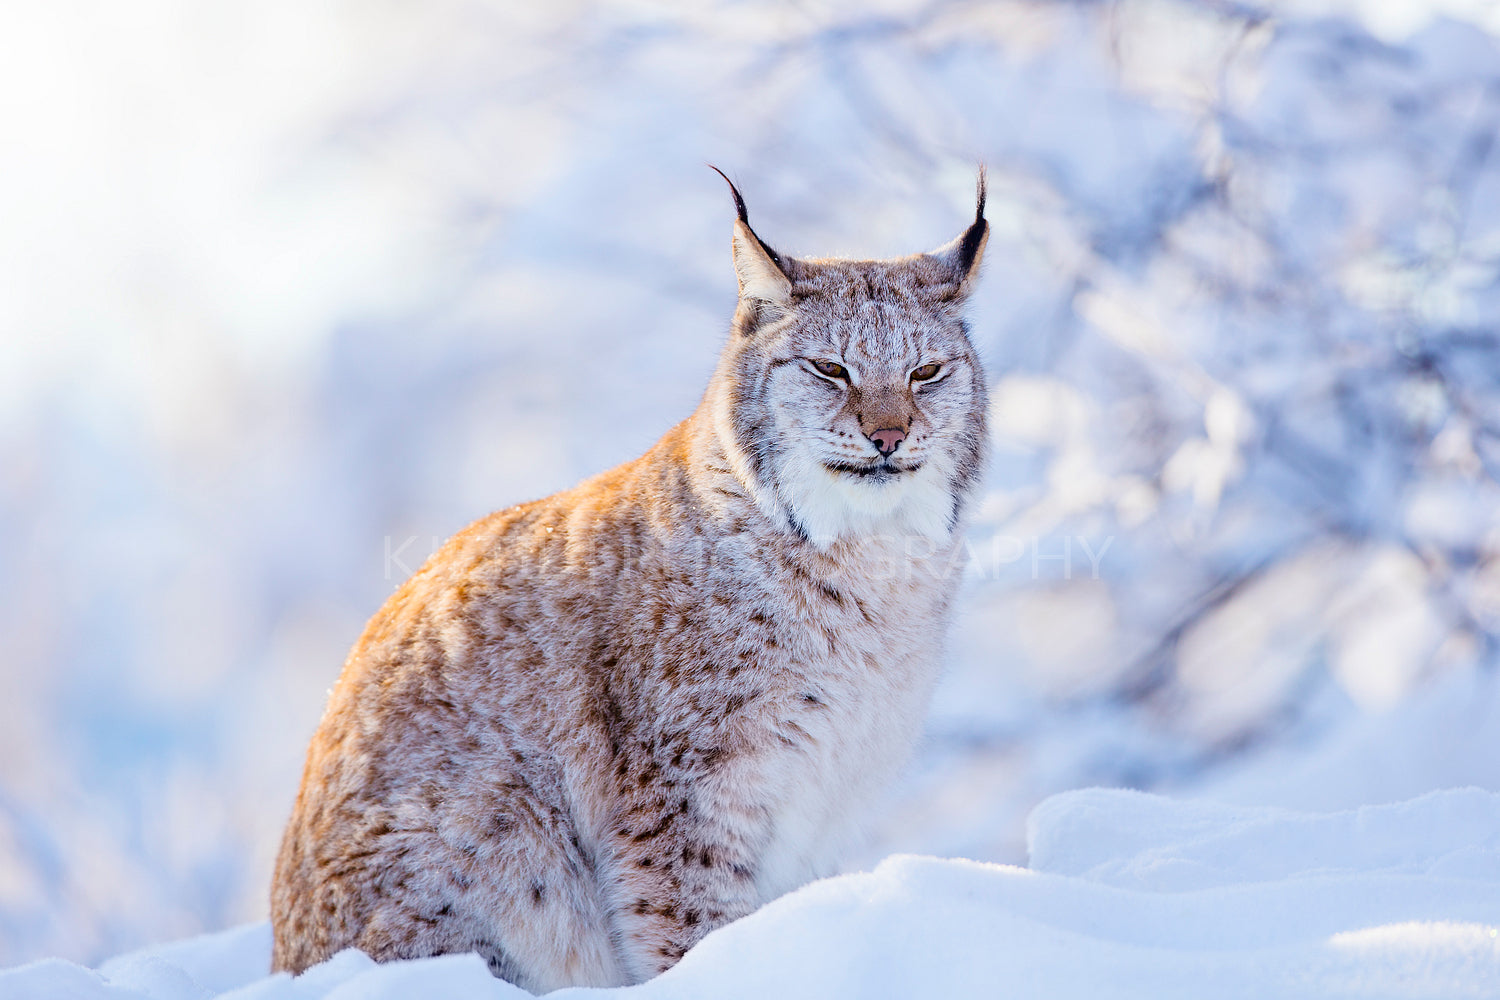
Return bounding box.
[868,428,906,456]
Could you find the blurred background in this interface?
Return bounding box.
[5,0,1500,967]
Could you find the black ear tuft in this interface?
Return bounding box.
[708,165,787,270]
[708,164,750,225]
[929,166,989,298]
[957,166,988,276]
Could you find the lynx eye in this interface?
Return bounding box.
[811,359,849,380]
[911,363,942,382]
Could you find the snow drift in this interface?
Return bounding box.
[6,788,1497,999]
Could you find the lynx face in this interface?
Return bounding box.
[713,182,989,546]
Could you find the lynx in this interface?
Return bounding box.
[270,170,990,991]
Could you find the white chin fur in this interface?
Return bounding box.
[778,453,955,548]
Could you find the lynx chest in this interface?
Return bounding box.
[712,542,957,902]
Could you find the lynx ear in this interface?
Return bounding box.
[931,166,989,299]
[711,166,792,307]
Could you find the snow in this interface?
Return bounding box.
[3,789,1497,999]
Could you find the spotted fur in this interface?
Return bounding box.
[270,173,990,990]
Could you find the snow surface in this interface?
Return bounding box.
[4,789,1497,999]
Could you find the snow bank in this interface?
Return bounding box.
[6,789,1496,999]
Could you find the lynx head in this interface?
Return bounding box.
[708,170,989,548]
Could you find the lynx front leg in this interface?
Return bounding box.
[604,794,765,979]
